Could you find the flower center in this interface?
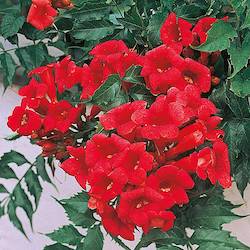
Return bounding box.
[184,75,194,84]
[21,114,28,126]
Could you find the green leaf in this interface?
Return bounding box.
[7,200,27,237]
[186,189,240,229]
[12,184,34,226]
[110,234,131,250]
[241,8,250,29]
[60,192,89,214]
[46,225,83,246]
[36,155,53,184]
[83,226,104,250]
[68,1,111,21]
[0,165,18,179]
[44,243,73,250]
[1,150,28,166]
[117,6,144,31]
[61,204,96,228]
[0,206,4,218]
[15,43,50,71]
[228,33,250,78]
[4,133,21,141]
[0,52,16,88]
[195,20,237,52]
[25,169,42,208]
[71,20,116,41]
[0,184,9,193]
[147,9,168,47]
[135,228,186,250]
[230,67,250,97]
[123,65,144,84]
[90,74,122,108]
[1,14,25,38]
[190,228,250,249]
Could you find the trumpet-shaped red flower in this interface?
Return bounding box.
[132,95,191,140]
[60,146,88,188]
[85,134,130,167]
[27,0,58,30]
[160,12,193,53]
[165,121,207,159]
[101,206,135,240]
[55,56,82,93]
[43,100,80,133]
[197,142,231,188]
[141,46,184,95]
[147,165,194,206]
[100,101,147,141]
[29,64,57,102]
[113,143,154,185]
[142,210,176,234]
[89,165,128,201]
[179,58,211,93]
[118,187,165,226]
[80,58,111,99]
[8,106,42,136]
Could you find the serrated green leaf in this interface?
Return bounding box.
[46,225,83,246]
[4,133,21,141]
[83,226,103,250]
[1,14,25,38]
[241,8,250,29]
[67,1,111,21]
[0,52,16,88]
[15,43,50,71]
[25,169,42,208]
[90,74,122,108]
[71,20,116,41]
[1,150,28,166]
[44,243,73,250]
[123,65,144,84]
[0,184,9,193]
[7,200,27,237]
[60,192,89,214]
[147,9,168,47]
[190,228,250,249]
[117,6,144,31]
[36,155,53,184]
[12,184,34,226]
[230,67,250,97]
[228,33,250,78]
[0,165,18,179]
[62,203,96,228]
[195,20,237,52]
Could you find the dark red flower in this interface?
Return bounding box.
[100,101,147,141]
[27,0,58,30]
[141,46,184,95]
[142,210,176,234]
[85,134,130,167]
[8,106,42,136]
[178,58,211,93]
[118,187,165,226]
[52,0,74,9]
[113,143,154,185]
[43,100,80,133]
[60,146,88,188]
[160,12,193,53]
[55,56,82,93]
[147,165,194,206]
[88,165,128,201]
[101,206,135,240]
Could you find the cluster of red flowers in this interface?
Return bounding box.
[8,12,232,240]
[27,0,73,30]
